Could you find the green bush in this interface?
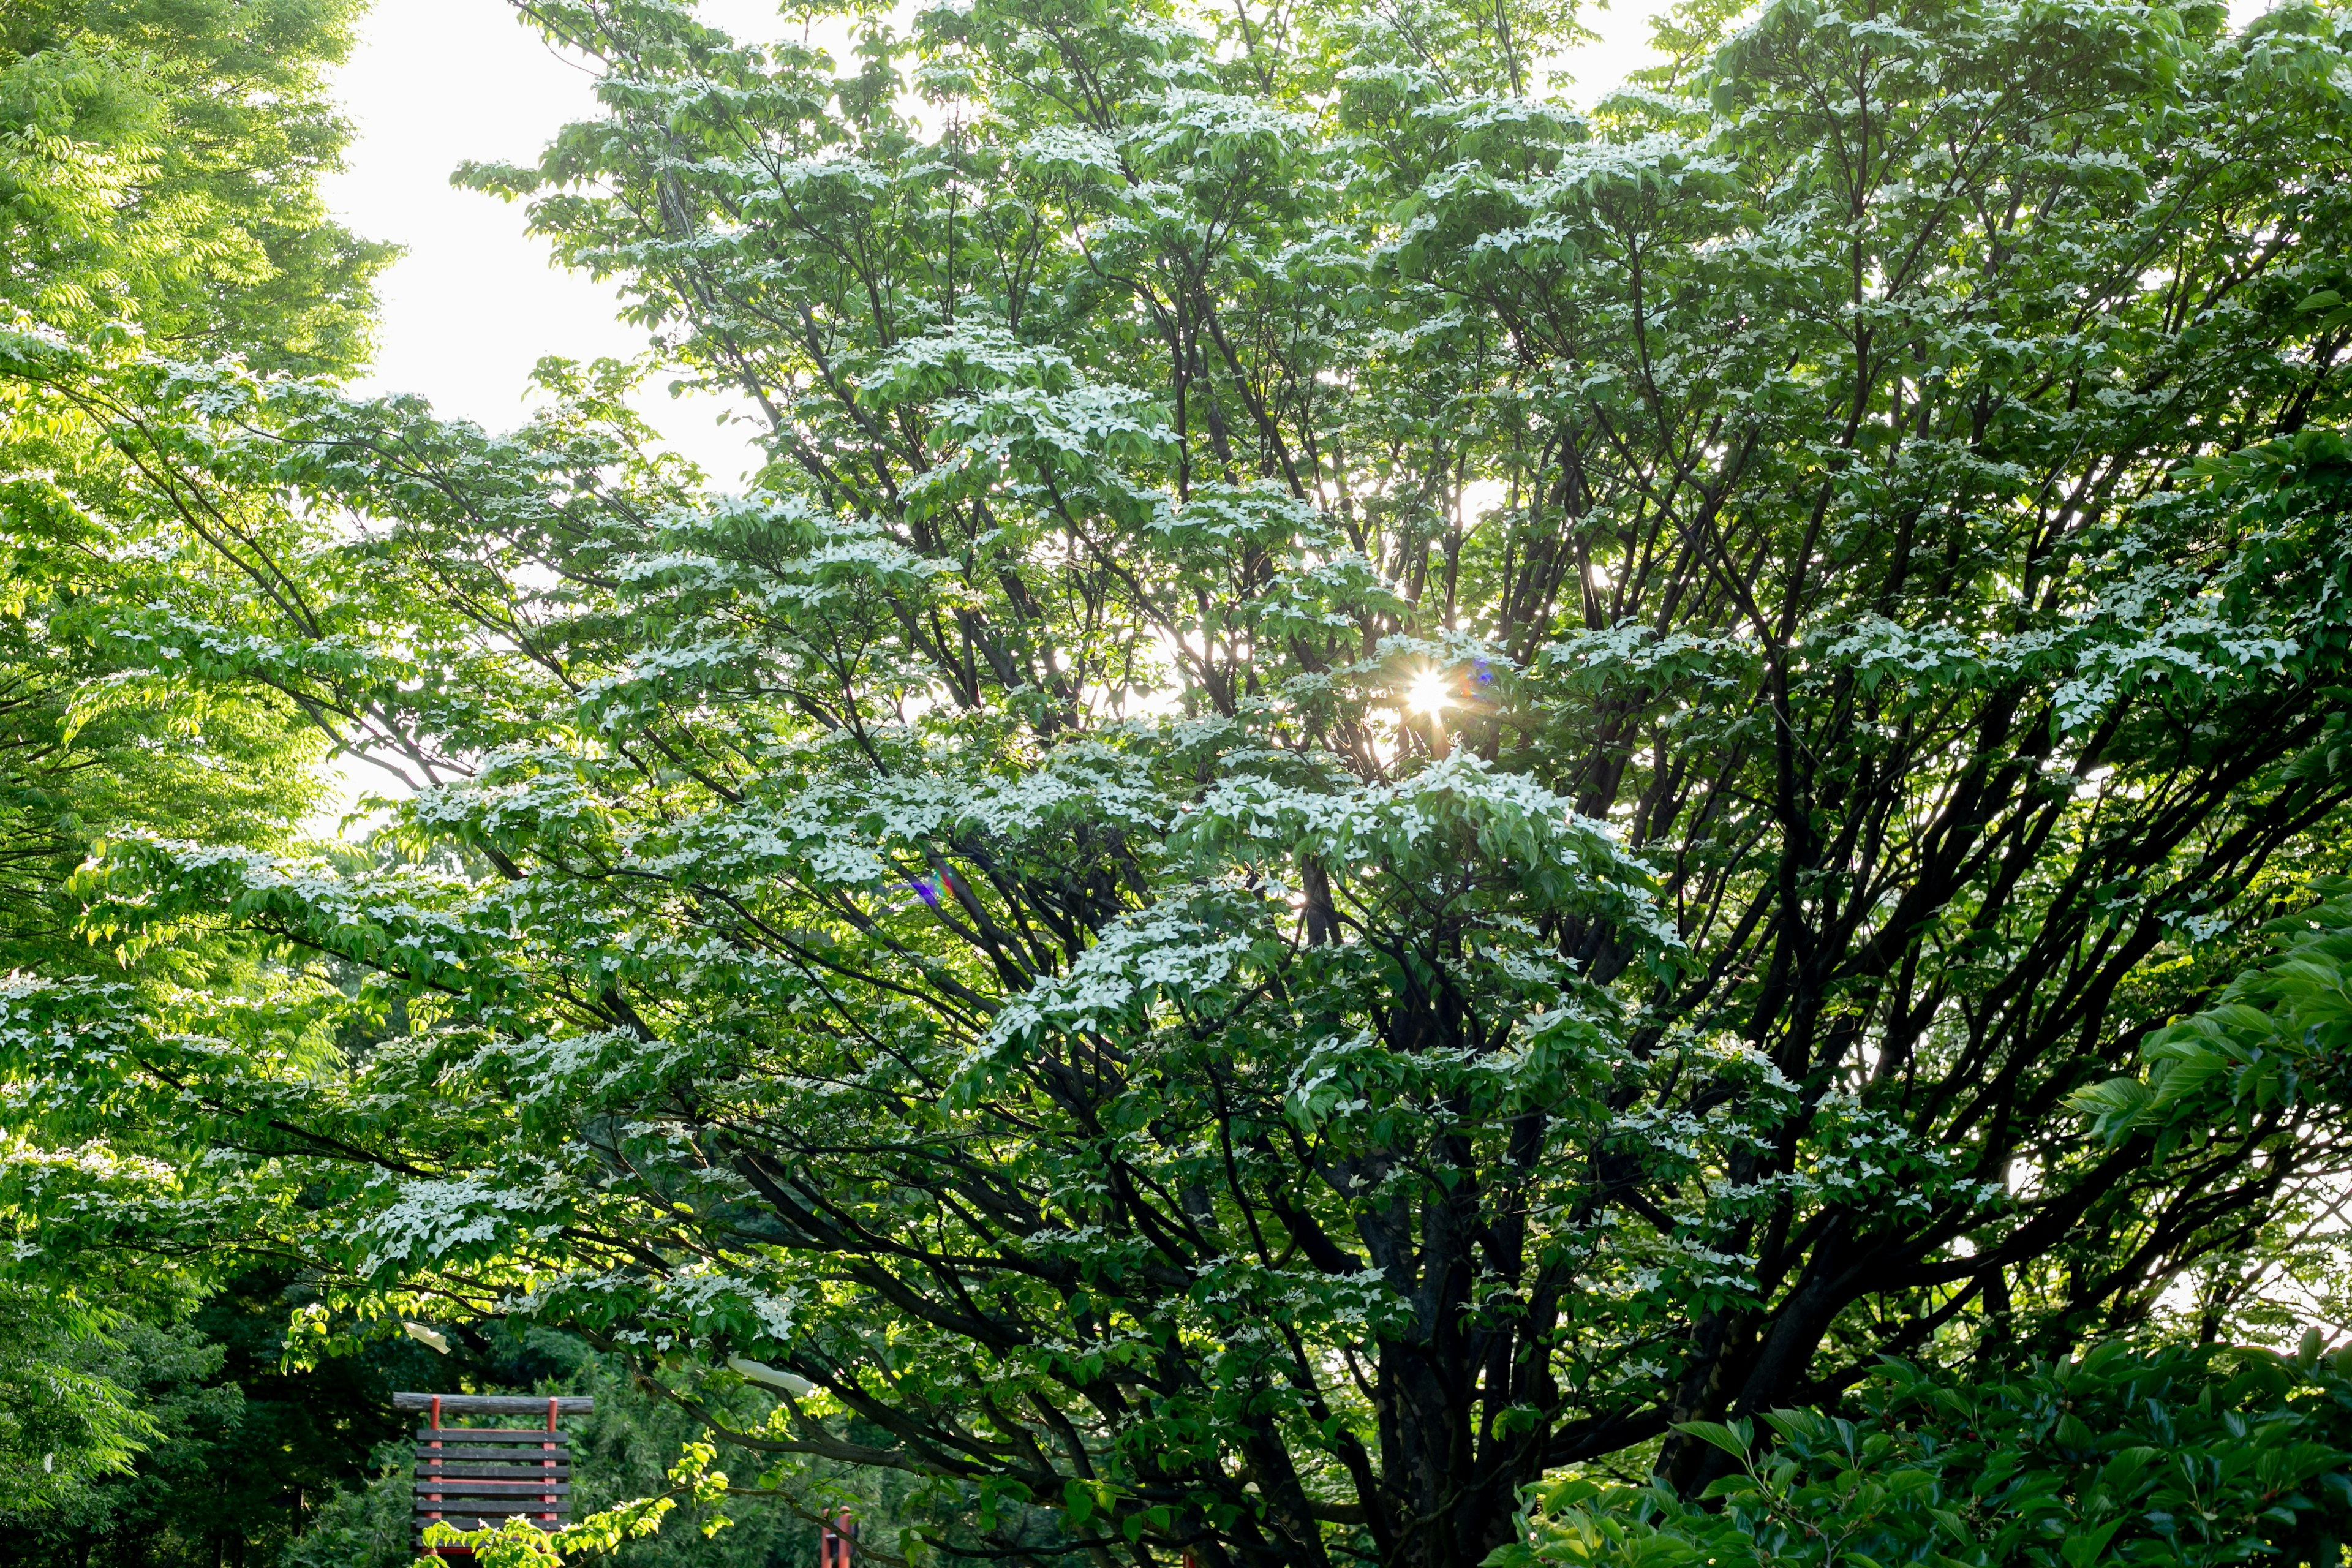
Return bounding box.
[1495,1343,2352,1568]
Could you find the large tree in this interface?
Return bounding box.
[10,0,2352,1565]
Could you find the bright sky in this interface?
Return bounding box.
[318,0,1683,493]
[319,0,782,486]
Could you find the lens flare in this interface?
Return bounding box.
[1406,668,1452,715]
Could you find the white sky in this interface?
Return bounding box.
[318,0,1682,493]
[320,0,786,486]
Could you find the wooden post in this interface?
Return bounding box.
[820,1507,855,1567]
[541,1396,559,1527]
[425,1396,445,1550]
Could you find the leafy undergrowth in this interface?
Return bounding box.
[1498,1341,2352,1568]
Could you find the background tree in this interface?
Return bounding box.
[0,0,385,1015]
[1,1273,461,1568]
[1,0,390,371]
[9,0,2352,1566]
[0,0,394,1546]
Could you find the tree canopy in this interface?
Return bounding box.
[1,0,389,368]
[7,0,2352,1564]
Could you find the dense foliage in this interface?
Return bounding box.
[0,0,381,1041]
[0,0,386,1547]
[1501,1338,2352,1568]
[7,0,2352,1564]
[0,0,379,1100]
[1,0,389,369]
[5,1273,454,1567]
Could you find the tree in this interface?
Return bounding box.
[1,0,390,371]
[0,0,385,1000]
[0,0,388,1528]
[1500,898,2352,1568]
[10,0,2352,1565]
[0,1287,154,1519]
[1,1272,464,1568]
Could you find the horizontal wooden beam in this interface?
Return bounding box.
[396,1393,595,1415]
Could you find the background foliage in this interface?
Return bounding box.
[0,1,401,1561]
[1501,1338,2352,1568]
